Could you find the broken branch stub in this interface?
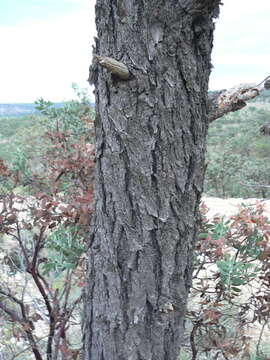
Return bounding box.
[260,124,270,136]
[264,79,270,89]
[208,83,260,122]
[93,55,130,80]
[208,75,270,122]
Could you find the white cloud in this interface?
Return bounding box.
[213,53,269,67]
[0,2,96,102]
[0,0,269,100]
[210,0,270,90]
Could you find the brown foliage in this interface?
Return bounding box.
[0,115,95,359]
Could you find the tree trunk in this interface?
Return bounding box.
[84,1,220,359]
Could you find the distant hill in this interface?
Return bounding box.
[0,103,38,117]
[1,90,268,118]
[0,102,95,118]
[0,103,64,117]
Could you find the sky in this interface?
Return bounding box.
[210,0,270,90]
[0,0,269,103]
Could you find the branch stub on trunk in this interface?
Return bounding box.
[93,54,130,81]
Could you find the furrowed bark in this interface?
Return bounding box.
[84,1,220,359]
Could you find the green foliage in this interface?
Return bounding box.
[43,225,85,276]
[205,104,270,198]
[0,114,47,165]
[178,350,191,360]
[35,83,94,141]
[217,255,258,293]
[185,202,270,359]
[0,86,95,359]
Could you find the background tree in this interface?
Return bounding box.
[83,1,268,359]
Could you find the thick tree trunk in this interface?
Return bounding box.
[84,1,220,359]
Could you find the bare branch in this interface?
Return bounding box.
[10,335,48,360]
[0,289,25,307]
[0,300,22,323]
[256,319,268,357]
[0,290,43,360]
[30,270,55,359]
[31,226,46,271]
[260,123,270,136]
[208,75,270,122]
[208,84,259,122]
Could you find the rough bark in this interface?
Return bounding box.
[84,1,220,359]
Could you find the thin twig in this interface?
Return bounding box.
[241,183,270,188]
[254,74,270,88]
[256,318,268,357]
[10,335,48,360]
[190,321,201,360]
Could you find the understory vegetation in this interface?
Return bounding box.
[0,89,270,359]
[205,92,270,198]
[0,87,95,359]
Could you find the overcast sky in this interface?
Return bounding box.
[0,0,269,103]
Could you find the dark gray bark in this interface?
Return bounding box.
[84,1,220,359]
